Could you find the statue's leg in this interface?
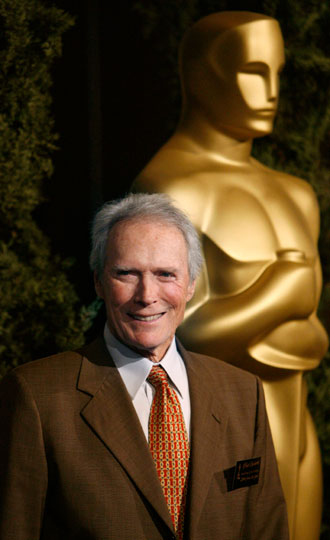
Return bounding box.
[294,407,322,540]
[263,374,323,540]
[262,373,302,538]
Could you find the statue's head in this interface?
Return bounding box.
[179,12,285,140]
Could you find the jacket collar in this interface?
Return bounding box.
[77,336,173,532]
[177,341,229,536]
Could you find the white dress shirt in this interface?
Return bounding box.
[103,325,191,441]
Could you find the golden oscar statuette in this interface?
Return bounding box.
[133,11,328,540]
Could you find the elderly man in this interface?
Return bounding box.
[0,193,288,539]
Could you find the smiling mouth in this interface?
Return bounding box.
[128,313,165,322]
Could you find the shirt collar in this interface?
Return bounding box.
[103,325,186,400]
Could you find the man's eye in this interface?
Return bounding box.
[159,271,175,279]
[115,270,135,278]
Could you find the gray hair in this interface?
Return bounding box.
[90,193,203,283]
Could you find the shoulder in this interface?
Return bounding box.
[279,170,318,207]
[5,349,82,379]
[0,336,108,394]
[254,157,318,204]
[259,160,319,216]
[134,157,214,230]
[189,349,257,378]
[0,349,84,402]
[254,160,321,240]
[185,348,259,393]
[134,143,214,196]
[0,337,111,397]
[280,172,320,239]
[183,348,265,432]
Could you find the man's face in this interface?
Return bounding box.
[95,219,196,362]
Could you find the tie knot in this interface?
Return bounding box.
[147,365,168,388]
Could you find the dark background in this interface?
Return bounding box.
[42,0,175,305]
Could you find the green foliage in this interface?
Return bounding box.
[0,0,86,374]
[132,0,330,535]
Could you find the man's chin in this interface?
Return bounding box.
[128,337,171,362]
[111,326,173,361]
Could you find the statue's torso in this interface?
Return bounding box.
[203,169,315,261]
[134,148,328,370]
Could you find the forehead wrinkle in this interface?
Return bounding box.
[111,262,181,273]
[104,219,190,281]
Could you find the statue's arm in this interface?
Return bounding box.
[179,258,316,355]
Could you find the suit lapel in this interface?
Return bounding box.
[77,338,174,533]
[179,345,229,537]
[76,338,228,536]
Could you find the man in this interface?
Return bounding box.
[0,193,288,539]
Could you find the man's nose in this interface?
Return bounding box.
[134,275,158,305]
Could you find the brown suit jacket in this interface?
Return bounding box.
[0,337,288,539]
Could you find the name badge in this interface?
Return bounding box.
[224,457,261,492]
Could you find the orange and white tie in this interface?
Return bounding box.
[147,365,190,539]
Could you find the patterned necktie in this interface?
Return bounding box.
[147,365,190,540]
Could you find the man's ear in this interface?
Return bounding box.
[94,271,104,299]
[187,279,196,302]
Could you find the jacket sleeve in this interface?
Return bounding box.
[243,377,289,540]
[0,370,47,540]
